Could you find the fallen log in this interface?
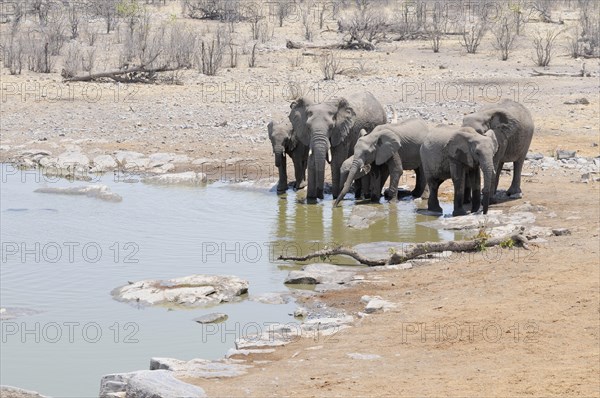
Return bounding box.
[286,39,375,51]
[530,69,590,77]
[64,66,181,83]
[278,229,529,266]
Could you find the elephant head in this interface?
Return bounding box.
[267,119,295,168]
[462,108,515,138]
[289,96,356,199]
[447,128,498,214]
[334,129,401,207]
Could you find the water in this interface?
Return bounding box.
[0,166,452,397]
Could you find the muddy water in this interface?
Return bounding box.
[0,166,452,397]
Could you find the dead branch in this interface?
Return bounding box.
[286,39,376,51]
[530,69,590,77]
[278,230,529,266]
[63,65,180,82]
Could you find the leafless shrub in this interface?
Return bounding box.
[576,0,600,57]
[508,0,535,35]
[198,27,226,75]
[32,0,51,26]
[41,16,67,56]
[301,3,314,41]
[9,2,24,35]
[166,22,197,68]
[492,16,517,60]
[182,0,242,21]
[320,50,342,80]
[427,6,446,53]
[82,22,100,46]
[81,47,97,74]
[228,41,238,68]
[339,8,387,50]
[92,0,119,34]
[62,42,82,78]
[531,0,555,23]
[532,27,562,66]
[391,0,427,39]
[566,26,582,58]
[2,30,25,75]
[459,17,487,54]
[25,32,55,73]
[276,1,290,27]
[247,42,258,68]
[289,52,303,68]
[67,5,81,39]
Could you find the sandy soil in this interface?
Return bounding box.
[1,2,599,396]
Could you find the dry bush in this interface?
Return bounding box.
[532,27,562,66]
[166,22,198,69]
[182,0,242,21]
[198,27,226,75]
[67,5,81,39]
[92,0,119,34]
[301,3,314,41]
[576,0,600,57]
[459,16,487,54]
[320,50,342,80]
[82,22,100,46]
[492,16,518,60]
[81,47,97,74]
[25,31,55,73]
[247,42,258,68]
[2,30,25,75]
[42,14,67,56]
[62,42,82,78]
[391,0,427,38]
[427,5,447,53]
[338,8,387,49]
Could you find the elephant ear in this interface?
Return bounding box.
[488,111,514,137]
[448,131,475,168]
[289,97,313,147]
[375,133,401,166]
[331,98,355,147]
[484,129,499,154]
[267,121,275,142]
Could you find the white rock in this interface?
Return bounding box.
[347,353,381,360]
[143,172,207,186]
[150,357,251,379]
[34,185,122,202]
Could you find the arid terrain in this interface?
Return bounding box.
[1,1,599,397]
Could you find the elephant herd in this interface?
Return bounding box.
[268,90,534,216]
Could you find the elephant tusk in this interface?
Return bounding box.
[326,148,332,164]
[308,149,312,158]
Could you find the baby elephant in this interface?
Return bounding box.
[334,118,429,207]
[420,126,498,216]
[268,118,309,194]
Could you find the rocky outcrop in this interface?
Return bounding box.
[0,385,48,398]
[150,357,251,379]
[34,185,122,202]
[112,275,248,308]
[99,370,205,398]
[285,263,360,286]
[193,313,228,324]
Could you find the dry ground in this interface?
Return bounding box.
[1,2,599,397]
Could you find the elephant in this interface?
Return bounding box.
[420,126,498,216]
[289,91,387,201]
[462,99,534,198]
[267,118,309,194]
[334,118,429,206]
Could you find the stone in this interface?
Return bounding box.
[226,348,275,358]
[193,313,228,324]
[284,263,358,285]
[56,150,90,167]
[125,370,206,398]
[0,385,48,398]
[525,152,544,160]
[361,295,396,313]
[346,353,381,360]
[347,204,388,229]
[34,185,122,202]
[249,292,292,305]
[420,210,536,238]
[563,97,589,105]
[224,178,277,192]
[508,202,547,213]
[143,172,207,186]
[112,274,248,308]
[552,228,571,236]
[150,357,251,379]
[0,307,40,320]
[556,149,576,160]
[293,307,308,317]
[91,155,118,172]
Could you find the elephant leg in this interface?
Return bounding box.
[291,150,306,190]
[493,161,504,195]
[451,163,467,216]
[427,179,443,214]
[411,167,426,198]
[277,156,288,194]
[468,168,481,213]
[463,179,471,204]
[507,159,524,196]
[386,153,403,203]
[369,165,384,202]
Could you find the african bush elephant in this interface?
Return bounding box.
[420,126,498,216]
[289,91,387,201]
[462,99,534,198]
[268,118,309,194]
[334,118,429,206]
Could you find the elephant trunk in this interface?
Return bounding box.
[481,162,496,214]
[334,158,363,207]
[311,134,329,198]
[274,146,285,168]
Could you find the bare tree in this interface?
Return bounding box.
[301,2,314,41]
[427,5,447,53]
[2,29,24,75]
[199,27,225,75]
[81,47,97,74]
[94,0,119,34]
[577,0,600,57]
[459,16,487,54]
[320,50,342,80]
[339,8,387,50]
[247,42,258,67]
[67,5,81,39]
[62,42,82,78]
[532,27,562,66]
[492,16,517,60]
[276,0,290,28]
